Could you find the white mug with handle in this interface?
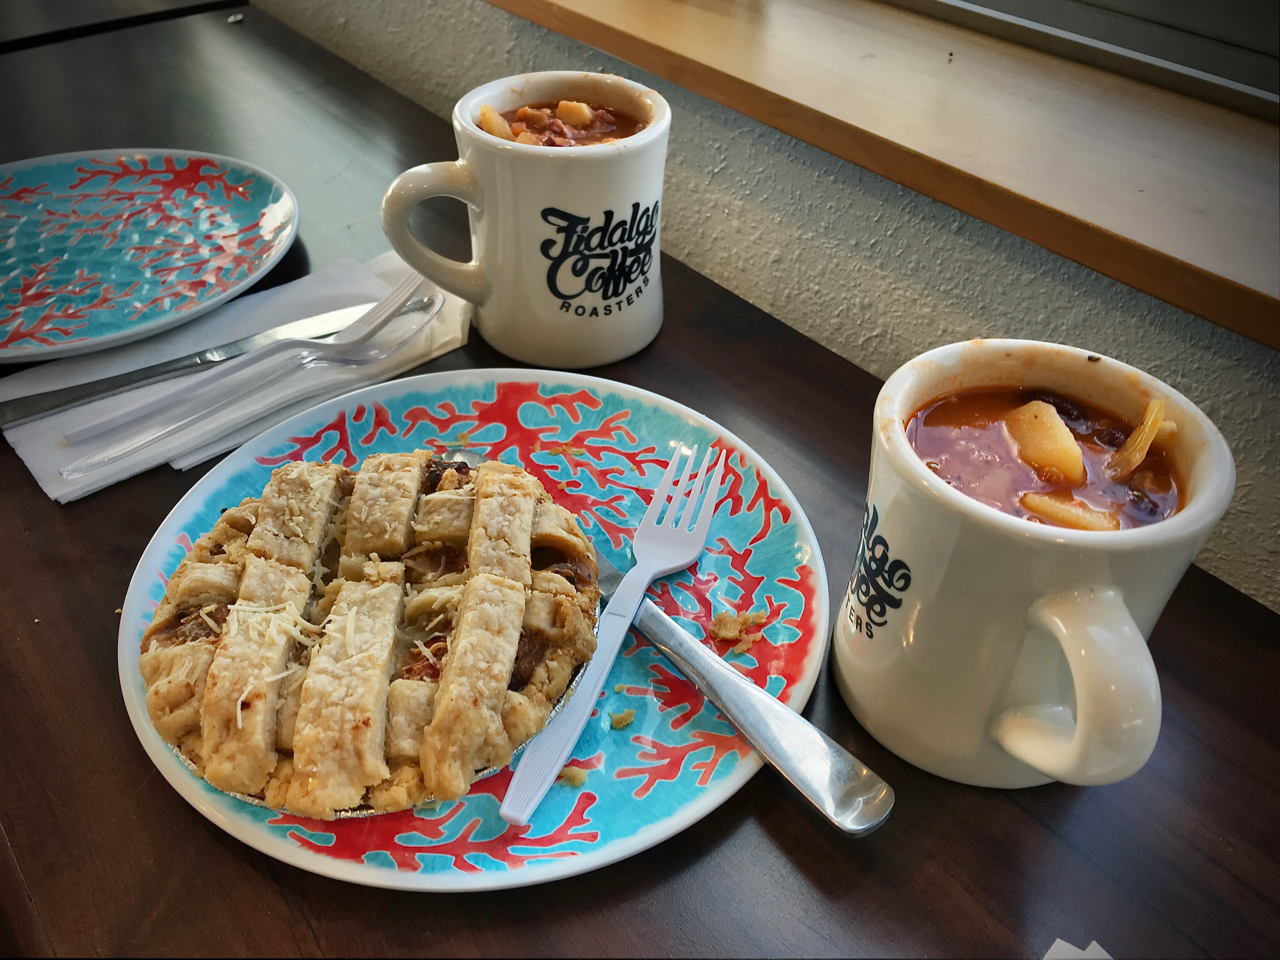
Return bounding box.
[381,71,670,368]
[833,339,1235,788]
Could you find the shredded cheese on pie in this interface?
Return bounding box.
[262,665,301,684]
[234,601,298,614]
[237,681,254,729]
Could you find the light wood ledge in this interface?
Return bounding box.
[486,0,1280,349]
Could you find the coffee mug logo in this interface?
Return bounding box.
[848,504,911,638]
[540,201,659,315]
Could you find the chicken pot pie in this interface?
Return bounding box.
[139,453,600,819]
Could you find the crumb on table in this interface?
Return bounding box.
[610,709,636,730]
[558,765,588,788]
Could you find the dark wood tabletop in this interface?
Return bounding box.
[0,0,238,53]
[1,6,1277,958]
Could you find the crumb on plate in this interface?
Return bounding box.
[558,765,588,787]
[610,709,636,730]
[711,609,768,652]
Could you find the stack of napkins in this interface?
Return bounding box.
[2,251,470,502]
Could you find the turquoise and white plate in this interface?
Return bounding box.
[119,370,829,890]
[0,149,298,361]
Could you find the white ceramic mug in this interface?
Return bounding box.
[833,339,1235,788]
[381,71,670,368]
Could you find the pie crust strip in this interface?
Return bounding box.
[246,461,348,574]
[200,556,312,795]
[502,570,599,747]
[338,452,427,580]
[419,571,528,801]
[386,678,438,760]
[286,561,406,819]
[467,461,540,585]
[140,561,244,750]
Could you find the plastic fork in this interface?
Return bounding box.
[500,443,727,827]
[59,276,440,480]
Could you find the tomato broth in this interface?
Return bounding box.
[906,388,1181,531]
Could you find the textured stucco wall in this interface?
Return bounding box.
[253,0,1279,611]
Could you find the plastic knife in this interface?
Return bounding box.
[0,302,377,426]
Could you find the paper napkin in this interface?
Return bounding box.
[3,252,471,502]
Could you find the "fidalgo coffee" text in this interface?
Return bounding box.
[539,201,659,303]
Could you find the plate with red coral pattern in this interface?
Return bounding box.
[119,369,829,890]
[0,149,298,361]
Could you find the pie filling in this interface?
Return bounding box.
[158,603,231,645]
[138,453,599,819]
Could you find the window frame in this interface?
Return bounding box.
[878,0,1278,122]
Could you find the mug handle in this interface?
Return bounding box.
[380,162,489,304]
[992,586,1162,785]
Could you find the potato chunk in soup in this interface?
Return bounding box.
[1005,400,1087,485]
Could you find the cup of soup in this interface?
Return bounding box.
[833,339,1235,788]
[381,71,670,368]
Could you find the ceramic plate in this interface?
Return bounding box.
[119,370,829,890]
[0,149,298,362]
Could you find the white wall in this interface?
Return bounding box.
[253,0,1280,612]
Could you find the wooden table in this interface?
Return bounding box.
[1,6,1276,957]
[0,0,238,53]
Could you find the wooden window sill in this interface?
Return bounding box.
[486,0,1279,349]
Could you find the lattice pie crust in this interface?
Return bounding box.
[139,454,600,819]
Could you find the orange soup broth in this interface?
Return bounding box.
[906,388,1182,530]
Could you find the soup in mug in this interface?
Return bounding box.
[907,387,1181,531]
[478,100,646,147]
